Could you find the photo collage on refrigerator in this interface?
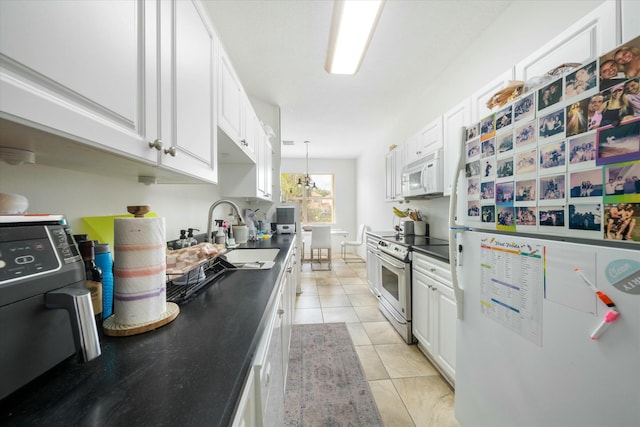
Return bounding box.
[464,35,640,244]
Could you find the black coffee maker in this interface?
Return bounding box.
[0,215,101,399]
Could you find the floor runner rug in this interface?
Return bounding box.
[284,322,383,426]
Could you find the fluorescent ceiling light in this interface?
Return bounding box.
[325,0,385,75]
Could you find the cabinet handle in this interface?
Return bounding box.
[164,146,177,157]
[278,308,285,316]
[148,139,163,151]
[430,268,436,272]
[241,139,248,147]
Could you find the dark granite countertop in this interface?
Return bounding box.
[0,236,296,427]
[367,230,450,263]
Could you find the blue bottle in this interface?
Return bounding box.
[94,243,114,319]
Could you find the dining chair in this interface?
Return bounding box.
[340,224,367,262]
[310,225,332,270]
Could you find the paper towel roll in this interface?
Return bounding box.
[113,217,167,325]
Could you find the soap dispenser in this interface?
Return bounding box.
[176,229,189,248]
[186,228,199,246]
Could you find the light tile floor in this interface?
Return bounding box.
[294,255,460,427]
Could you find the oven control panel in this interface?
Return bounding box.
[377,240,410,262]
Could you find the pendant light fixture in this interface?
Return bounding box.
[297,141,317,190]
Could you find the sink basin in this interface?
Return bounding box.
[222,248,280,269]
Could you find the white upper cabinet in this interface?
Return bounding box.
[159,0,217,183]
[442,99,470,196]
[405,117,443,165]
[385,145,403,202]
[621,0,640,43]
[514,0,617,82]
[218,47,243,142]
[0,0,159,163]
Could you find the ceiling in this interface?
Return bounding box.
[202,0,512,159]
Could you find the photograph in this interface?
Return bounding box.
[539,174,566,201]
[596,118,640,165]
[515,179,536,202]
[480,113,496,141]
[539,140,566,170]
[495,105,513,131]
[483,158,496,178]
[468,178,480,197]
[604,202,639,241]
[538,78,563,111]
[586,93,605,131]
[564,60,597,98]
[569,204,601,231]
[569,169,603,198]
[481,181,495,200]
[514,93,535,122]
[603,162,640,196]
[481,137,496,158]
[497,207,515,226]
[569,133,596,164]
[516,207,537,226]
[468,200,480,217]
[539,207,565,227]
[599,85,636,127]
[497,132,514,153]
[515,121,537,147]
[497,157,514,178]
[496,182,515,204]
[599,35,640,90]
[467,123,480,141]
[624,78,640,118]
[538,109,565,139]
[515,149,537,175]
[481,205,495,223]
[467,138,480,159]
[466,160,481,177]
[565,98,590,137]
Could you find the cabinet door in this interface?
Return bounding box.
[404,133,420,164]
[412,269,435,356]
[393,144,404,199]
[219,47,243,143]
[443,99,470,196]
[515,1,617,82]
[0,0,158,163]
[418,117,443,157]
[435,282,457,384]
[159,0,217,183]
[231,369,257,427]
[385,150,395,201]
[264,139,273,200]
[366,243,380,296]
[621,0,640,43]
[241,95,257,158]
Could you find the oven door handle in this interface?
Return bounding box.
[375,251,407,269]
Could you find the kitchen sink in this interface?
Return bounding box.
[222,248,280,269]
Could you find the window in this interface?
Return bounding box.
[281,173,335,224]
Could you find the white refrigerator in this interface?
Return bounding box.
[448,38,640,425]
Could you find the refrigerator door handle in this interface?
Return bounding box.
[448,125,468,320]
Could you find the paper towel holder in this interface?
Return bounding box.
[127,205,150,218]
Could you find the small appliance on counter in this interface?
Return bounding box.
[0,215,101,399]
[275,206,296,235]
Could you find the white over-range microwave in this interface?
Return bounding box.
[401,148,444,198]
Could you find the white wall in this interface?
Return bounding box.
[355,0,609,251]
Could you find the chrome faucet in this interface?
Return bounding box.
[206,200,245,242]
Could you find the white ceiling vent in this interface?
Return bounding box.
[282,140,295,146]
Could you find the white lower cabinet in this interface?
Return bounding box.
[412,252,456,386]
[233,247,296,427]
[231,369,257,427]
[366,235,381,297]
